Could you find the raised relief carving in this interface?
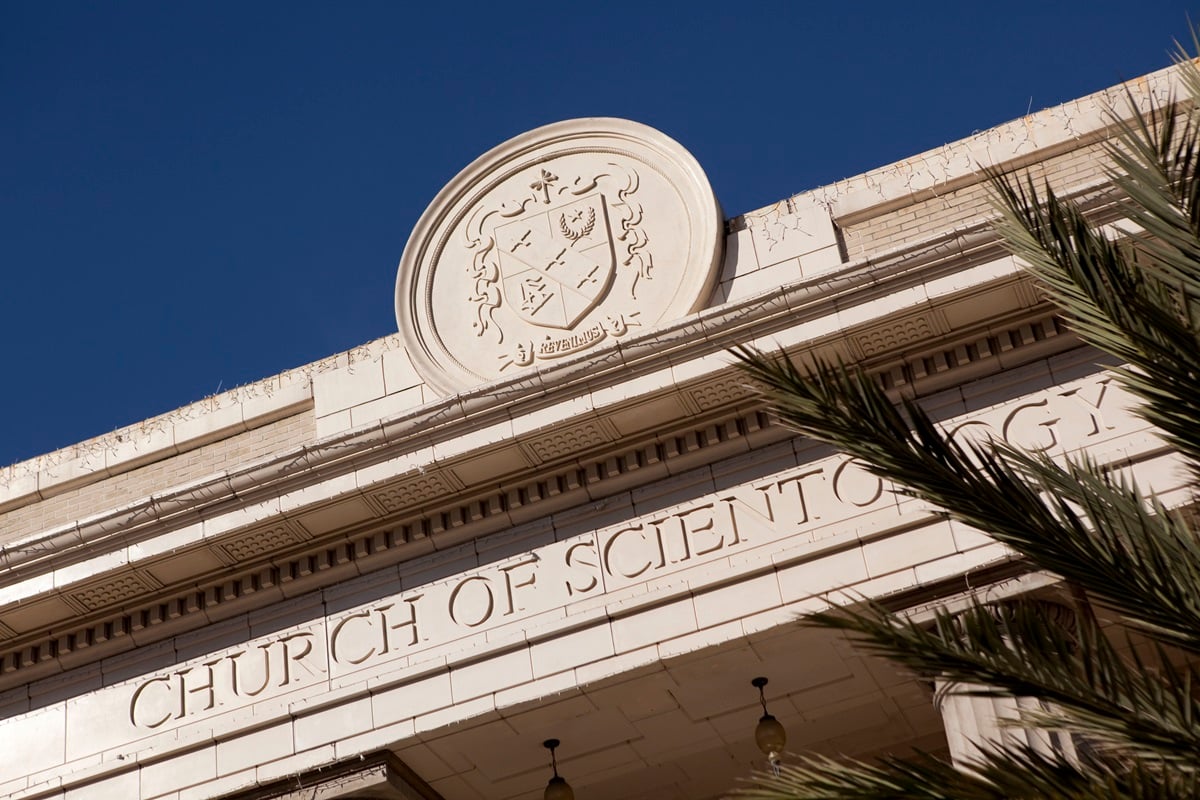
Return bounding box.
[524,421,612,463]
[219,524,306,563]
[689,374,755,411]
[486,191,614,330]
[857,315,937,356]
[72,573,159,612]
[371,473,457,513]
[396,118,723,393]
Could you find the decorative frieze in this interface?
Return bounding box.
[856,314,940,356]
[689,373,756,411]
[522,420,614,464]
[70,573,160,612]
[371,473,459,513]
[218,523,310,563]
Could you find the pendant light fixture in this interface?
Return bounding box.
[542,738,575,800]
[752,677,787,766]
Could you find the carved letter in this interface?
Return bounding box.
[381,595,422,648]
[331,610,377,666]
[677,503,724,557]
[499,557,538,616]
[229,644,272,697]
[278,631,323,685]
[946,419,996,452]
[1001,399,1058,452]
[449,576,495,627]
[1060,378,1116,437]
[602,525,653,579]
[720,486,776,545]
[649,516,689,567]
[564,541,600,596]
[832,459,884,508]
[772,469,824,524]
[129,675,173,728]
[175,660,219,719]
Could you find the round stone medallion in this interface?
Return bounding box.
[395,118,723,394]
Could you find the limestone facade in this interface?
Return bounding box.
[0,64,1190,800]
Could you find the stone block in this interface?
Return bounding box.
[861,523,957,578]
[692,572,780,629]
[776,547,868,603]
[255,743,337,785]
[492,670,581,713]
[450,647,532,703]
[140,746,216,797]
[530,623,615,678]
[372,671,453,727]
[63,768,139,800]
[0,466,39,510]
[414,694,495,736]
[237,378,313,427]
[573,643,659,686]
[38,449,107,495]
[746,196,838,268]
[313,359,386,419]
[717,226,758,284]
[382,348,424,395]
[103,422,177,473]
[332,717,417,761]
[178,768,256,800]
[349,386,423,429]
[0,703,66,783]
[292,695,373,751]
[726,258,804,304]
[610,597,696,653]
[798,244,845,278]
[313,408,353,439]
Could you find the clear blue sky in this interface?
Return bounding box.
[1,2,1195,467]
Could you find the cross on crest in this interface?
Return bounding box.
[493,194,614,329]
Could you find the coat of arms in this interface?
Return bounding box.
[494,194,614,329]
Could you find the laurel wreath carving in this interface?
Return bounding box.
[558,207,596,243]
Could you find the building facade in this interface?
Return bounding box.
[0,64,1188,800]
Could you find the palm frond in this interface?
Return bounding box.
[806,599,1200,767]
[732,348,1200,652]
[727,43,1200,800]
[988,63,1200,475]
[732,746,1196,799]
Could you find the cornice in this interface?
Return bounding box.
[0,303,1089,687]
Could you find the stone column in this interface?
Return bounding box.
[933,601,1078,767]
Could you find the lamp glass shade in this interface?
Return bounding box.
[755,713,787,756]
[545,775,575,800]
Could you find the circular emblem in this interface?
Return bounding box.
[395,118,723,393]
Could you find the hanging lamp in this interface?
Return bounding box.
[542,738,575,800]
[752,676,787,763]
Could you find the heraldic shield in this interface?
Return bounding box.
[494,194,615,329]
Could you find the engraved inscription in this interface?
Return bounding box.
[129,630,325,728]
[123,373,1135,734]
